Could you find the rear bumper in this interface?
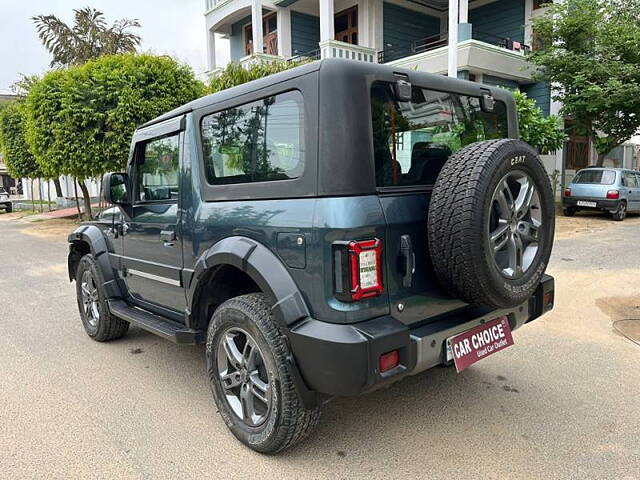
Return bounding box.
[288,275,555,397]
[562,197,620,211]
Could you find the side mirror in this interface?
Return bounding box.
[102,172,130,206]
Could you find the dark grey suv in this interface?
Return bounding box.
[67,59,556,453]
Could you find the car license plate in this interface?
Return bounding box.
[577,200,597,207]
[445,316,514,373]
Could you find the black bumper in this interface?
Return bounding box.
[288,275,555,398]
[562,197,620,211]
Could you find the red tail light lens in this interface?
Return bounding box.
[606,190,620,200]
[379,350,399,373]
[564,187,571,197]
[333,238,384,302]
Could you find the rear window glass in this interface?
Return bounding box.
[371,82,509,188]
[200,90,304,185]
[573,170,616,185]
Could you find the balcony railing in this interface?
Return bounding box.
[288,48,321,63]
[378,30,531,64]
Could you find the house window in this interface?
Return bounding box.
[335,6,358,45]
[533,0,552,9]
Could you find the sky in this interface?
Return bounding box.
[0,0,230,94]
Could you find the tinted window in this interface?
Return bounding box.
[573,170,616,185]
[624,173,638,187]
[371,82,509,187]
[137,134,180,202]
[201,91,304,185]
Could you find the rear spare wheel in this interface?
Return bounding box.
[427,139,555,309]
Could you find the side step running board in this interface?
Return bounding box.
[108,300,205,344]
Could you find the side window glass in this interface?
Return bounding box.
[626,173,637,188]
[136,134,180,202]
[201,90,304,185]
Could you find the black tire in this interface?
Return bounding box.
[75,254,129,341]
[5,204,12,213]
[612,201,627,221]
[206,293,321,454]
[428,139,555,309]
[563,207,576,217]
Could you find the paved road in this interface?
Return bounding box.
[1,215,639,479]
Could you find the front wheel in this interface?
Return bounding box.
[75,255,129,341]
[612,202,627,221]
[206,293,320,454]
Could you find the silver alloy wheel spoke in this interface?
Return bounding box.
[81,270,99,327]
[217,327,272,427]
[488,171,543,279]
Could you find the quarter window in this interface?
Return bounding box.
[201,91,304,185]
[136,134,180,202]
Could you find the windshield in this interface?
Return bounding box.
[371,82,509,188]
[573,170,616,185]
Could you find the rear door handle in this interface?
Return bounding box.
[399,234,415,288]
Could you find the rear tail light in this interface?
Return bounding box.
[333,239,383,302]
[564,187,571,197]
[606,190,620,200]
[379,350,399,373]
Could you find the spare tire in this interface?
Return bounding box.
[427,139,555,309]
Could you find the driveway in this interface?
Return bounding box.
[0,213,639,479]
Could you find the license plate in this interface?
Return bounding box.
[445,316,514,373]
[577,200,597,207]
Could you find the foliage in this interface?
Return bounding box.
[25,53,205,181]
[209,60,307,93]
[0,101,42,179]
[514,91,565,154]
[33,7,141,67]
[529,0,640,162]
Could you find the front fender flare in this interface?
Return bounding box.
[68,225,123,299]
[187,236,310,328]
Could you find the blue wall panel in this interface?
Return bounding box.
[469,0,525,43]
[230,14,252,61]
[521,82,552,116]
[291,11,320,55]
[383,2,440,52]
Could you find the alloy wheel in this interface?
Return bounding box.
[80,270,100,327]
[488,171,543,279]
[217,328,272,427]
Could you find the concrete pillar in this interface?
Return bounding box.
[320,0,335,42]
[459,0,468,23]
[251,0,264,55]
[448,0,459,77]
[277,7,292,57]
[206,28,216,70]
[367,0,384,51]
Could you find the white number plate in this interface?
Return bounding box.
[577,201,597,207]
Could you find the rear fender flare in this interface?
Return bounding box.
[187,236,310,328]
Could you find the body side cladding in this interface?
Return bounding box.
[68,225,123,300]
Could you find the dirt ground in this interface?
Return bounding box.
[0,211,80,238]
[554,210,640,240]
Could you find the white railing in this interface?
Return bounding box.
[205,0,227,11]
[319,40,377,63]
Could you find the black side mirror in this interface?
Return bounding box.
[103,172,130,206]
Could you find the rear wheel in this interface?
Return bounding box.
[563,207,576,217]
[612,201,627,221]
[75,255,129,341]
[206,293,321,454]
[428,139,555,309]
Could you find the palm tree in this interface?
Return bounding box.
[32,7,141,67]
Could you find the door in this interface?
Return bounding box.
[122,124,186,315]
[624,172,640,211]
[244,13,278,56]
[334,6,358,44]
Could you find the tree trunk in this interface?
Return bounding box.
[78,180,92,220]
[53,178,63,198]
[47,180,52,212]
[38,180,44,213]
[30,179,35,212]
[596,152,606,167]
[73,180,81,220]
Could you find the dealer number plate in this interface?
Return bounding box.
[577,200,597,207]
[445,316,514,373]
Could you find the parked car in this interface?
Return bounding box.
[0,187,12,213]
[563,167,640,221]
[67,59,556,453]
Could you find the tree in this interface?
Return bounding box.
[529,0,640,165]
[514,91,565,154]
[209,60,307,93]
[33,7,141,68]
[25,54,205,219]
[0,102,42,180]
